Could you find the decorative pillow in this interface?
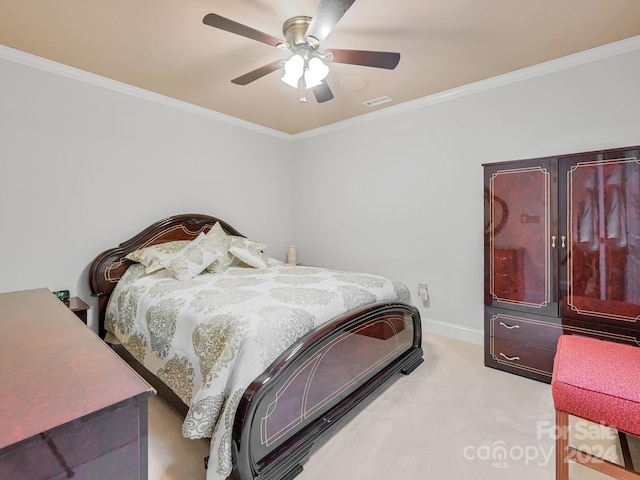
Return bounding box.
[229,237,269,269]
[202,222,234,274]
[125,240,192,274]
[162,231,228,281]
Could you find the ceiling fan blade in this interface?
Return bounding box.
[203,13,283,48]
[231,60,283,85]
[328,49,400,69]
[312,81,334,103]
[306,0,357,44]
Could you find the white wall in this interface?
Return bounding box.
[2,41,640,344]
[292,47,640,343]
[0,55,294,331]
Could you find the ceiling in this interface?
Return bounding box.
[1,0,640,135]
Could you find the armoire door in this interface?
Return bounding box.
[484,157,559,317]
[559,146,640,327]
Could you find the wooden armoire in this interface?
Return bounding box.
[484,145,640,383]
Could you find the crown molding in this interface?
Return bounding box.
[293,35,640,140]
[0,44,291,141]
[2,35,640,142]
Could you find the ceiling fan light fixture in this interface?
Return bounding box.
[281,54,304,87]
[304,57,329,88]
[204,3,402,105]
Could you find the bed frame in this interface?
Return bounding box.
[89,213,424,480]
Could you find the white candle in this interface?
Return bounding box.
[287,245,297,265]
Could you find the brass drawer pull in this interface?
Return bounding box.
[499,321,520,330]
[500,352,520,361]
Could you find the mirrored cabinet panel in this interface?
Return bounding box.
[560,151,640,324]
[484,158,558,317]
[484,146,640,382]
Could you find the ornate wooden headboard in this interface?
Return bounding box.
[88,213,244,337]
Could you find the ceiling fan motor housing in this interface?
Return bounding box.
[283,16,313,47]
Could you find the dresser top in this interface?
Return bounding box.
[0,288,154,449]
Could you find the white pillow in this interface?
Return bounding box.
[229,237,269,269]
[162,232,225,281]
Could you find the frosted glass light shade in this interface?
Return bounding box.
[304,57,329,88]
[281,54,304,87]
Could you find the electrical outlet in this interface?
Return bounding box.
[417,284,430,307]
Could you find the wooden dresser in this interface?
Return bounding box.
[484,145,640,382]
[0,288,155,478]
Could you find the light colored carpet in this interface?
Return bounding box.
[147,333,636,479]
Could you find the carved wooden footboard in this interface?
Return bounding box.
[233,302,423,480]
[88,213,423,480]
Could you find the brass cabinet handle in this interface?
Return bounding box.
[499,352,520,361]
[551,235,557,248]
[561,236,566,248]
[499,321,520,330]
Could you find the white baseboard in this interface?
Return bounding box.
[421,318,483,346]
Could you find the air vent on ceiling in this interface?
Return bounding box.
[363,96,393,107]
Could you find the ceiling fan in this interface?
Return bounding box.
[202,0,400,104]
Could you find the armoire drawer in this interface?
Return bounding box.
[487,337,555,381]
[486,310,561,350]
[562,318,640,347]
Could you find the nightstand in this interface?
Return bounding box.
[66,296,89,324]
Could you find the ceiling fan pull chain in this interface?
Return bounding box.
[300,77,307,103]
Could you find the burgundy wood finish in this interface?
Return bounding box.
[561,317,640,346]
[492,247,525,301]
[485,307,640,384]
[484,145,640,382]
[484,158,559,317]
[489,337,556,379]
[88,213,424,480]
[0,288,154,479]
[234,304,423,480]
[1,399,148,479]
[110,343,189,418]
[89,213,243,338]
[66,296,89,323]
[488,309,563,350]
[559,150,640,326]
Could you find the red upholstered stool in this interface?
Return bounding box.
[552,335,640,479]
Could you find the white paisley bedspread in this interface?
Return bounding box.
[105,260,411,480]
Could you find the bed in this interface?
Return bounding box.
[88,213,424,480]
